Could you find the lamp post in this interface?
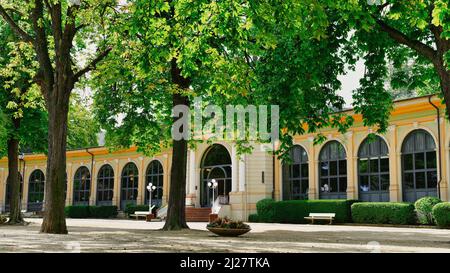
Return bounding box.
[146,183,156,212]
[207,179,218,209]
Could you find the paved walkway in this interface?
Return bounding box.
[0,218,448,252]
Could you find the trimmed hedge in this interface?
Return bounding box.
[64,206,118,219]
[432,202,450,228]
[248,214,260,223]
[414,197,442,225]
[65,206,90,218]
[89,206,118,218]
[351,202,416,225]
[254,199,357,224]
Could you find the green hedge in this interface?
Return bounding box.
[414,197,442,225]
[124,204,150,216]
[248,214,260,223]
[89,206,118,218]
[65,206,90,218]
[64,206,118,219]
[254,199,357,224]
[351,202,416,225]
[432,202,450,228]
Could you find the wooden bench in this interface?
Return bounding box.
[304,213,336,224]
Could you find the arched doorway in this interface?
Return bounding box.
[401,129,437,202]
[120,162,139,210]
[27,170,45,211]
[358,136,390,202]
[200,144,232,207]
[145,160,164,207]
[319,141,347,199]
[73,166,91,206]
[282,145,309,200]
[97,164,114,206]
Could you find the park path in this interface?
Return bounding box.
[0,218,448,253]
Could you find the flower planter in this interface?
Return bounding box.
[207,227,251,237]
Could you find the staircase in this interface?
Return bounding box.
[185,207,211,222]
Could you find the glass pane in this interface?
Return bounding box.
[370,159,379,173]
[292,165,300,178]
[320,162,329,176]
[329,161,337,176]
[380,158,389,172]
[339,178,347,192]
[404,173,414,189]
[330,178,338,192]
[415,153,425,169]
[370,175,379,191]
[292,181,300,196]
[360,175,369,192]
[380,174,390,191]
[426,152,437,169]
[320,179,329,192]
[416,172,426,189]
[404,154,413,170]
[359,159,368,174]
[427,171,438,189]
[339,160,347,175]
[301,180,308,194]
[301,164,308,178]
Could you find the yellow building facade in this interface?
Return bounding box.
[0,95,448,220]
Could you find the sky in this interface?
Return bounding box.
[337,59,365,108]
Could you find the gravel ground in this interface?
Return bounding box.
[0,218,449,253]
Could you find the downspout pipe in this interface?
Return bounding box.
[86,148,95,203]
[428,96,442,199]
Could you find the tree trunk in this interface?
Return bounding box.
[163,60,191,231]
[6,118,23,225]
[40,90,70,234]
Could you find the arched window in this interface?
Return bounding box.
[5,174,23,212]
[200,144,232,207]
[97,165,114,206]
[402,129,437,202]
[358,136,390,202]
[121,163,139,210]
[282,145,309,200]
[73,166,91,206]
[27,170,45,211]
[319,141,347,199]
[145,160,164,207]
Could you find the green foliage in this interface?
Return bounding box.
[88,206,118,219]
[64,205,118,218]
[414,197,442,225]
[432,202,450,228]
[124,204,150,216]
[248,214,260,223]
[67,94,100,150]
[351,202,416,225]
[255,199,356,224]
[255,199,276,222]
[64,206,91,218]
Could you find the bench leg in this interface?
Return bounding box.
[311,218,314,225]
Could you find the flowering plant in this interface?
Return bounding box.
[207,217,250,229]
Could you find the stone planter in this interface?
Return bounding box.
[207,227,251,237]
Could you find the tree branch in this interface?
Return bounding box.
[375,18,437,62]
[0,5,34,43]
[74,47,112,80]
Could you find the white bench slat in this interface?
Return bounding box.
[309,213,335,217]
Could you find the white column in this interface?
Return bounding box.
[186,150,191,195]
[189,149,196,194]
[239,155,246,192]
[231,145,238,192]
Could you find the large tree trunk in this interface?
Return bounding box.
[7,118,23,225]
[163,60,190,231]
[40,88,71,234]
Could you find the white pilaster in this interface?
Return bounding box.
[189,149,196,194]
[238,155,246,192]
[231,145,238,192]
